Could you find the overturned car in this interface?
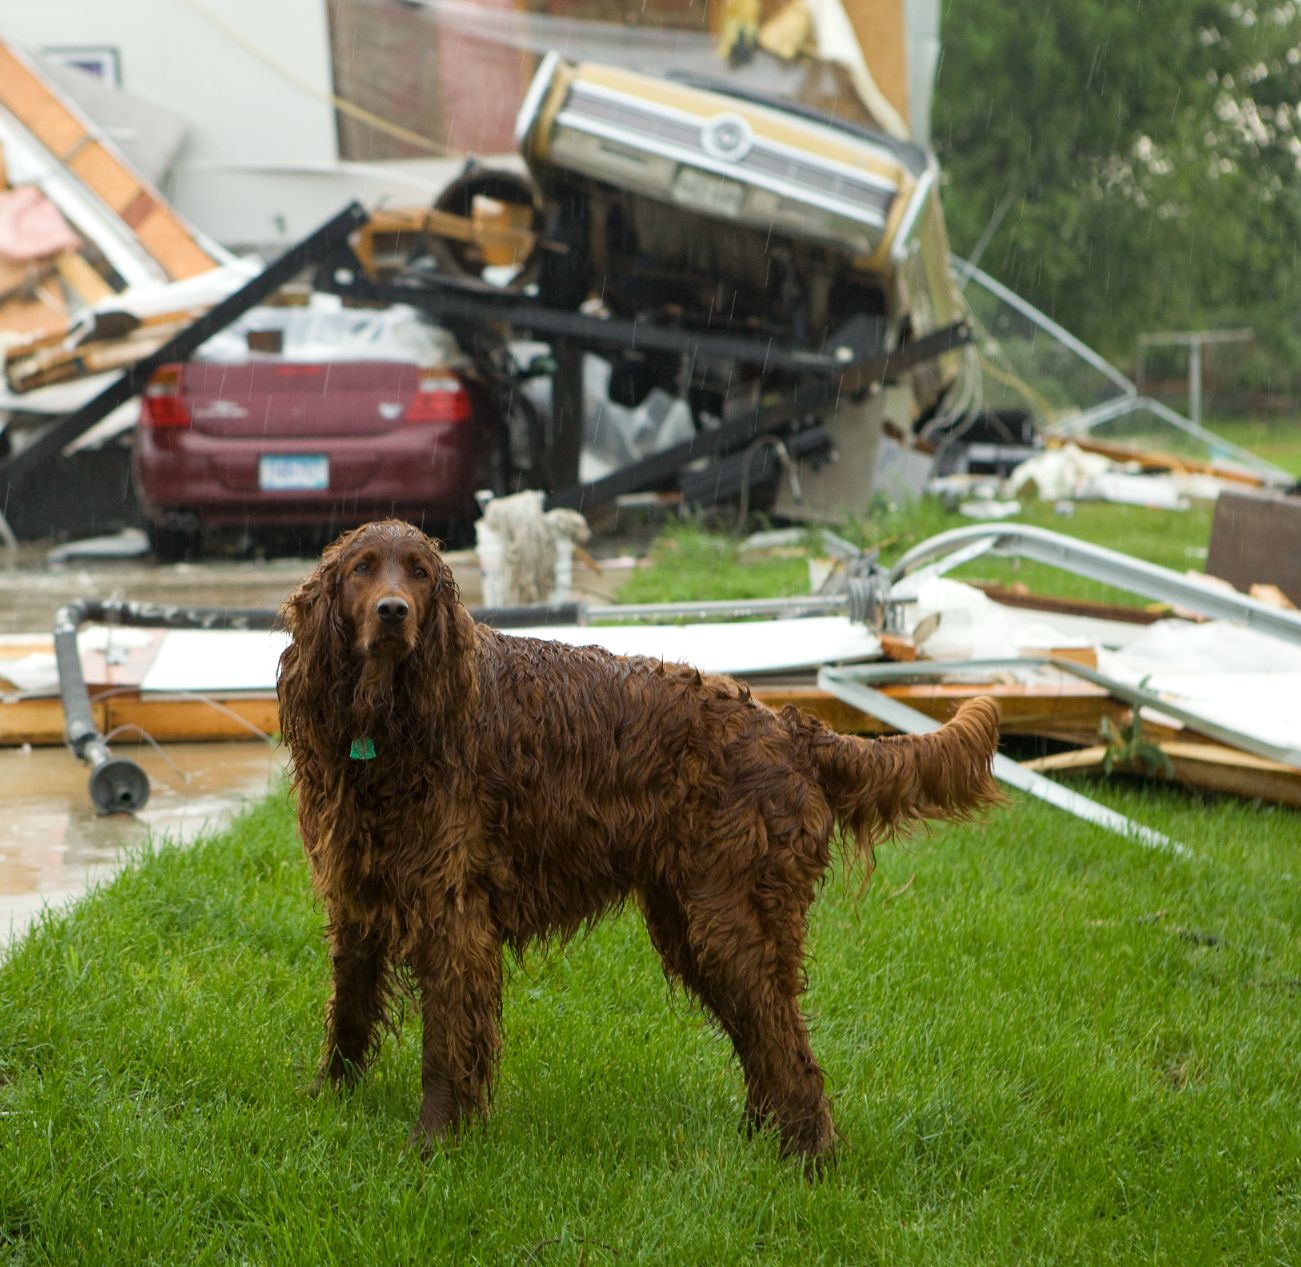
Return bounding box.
[515,52,956,363]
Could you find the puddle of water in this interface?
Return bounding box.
[0,740,288,948]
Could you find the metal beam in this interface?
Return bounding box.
[323,270,882,375]
[889,523,1301,646]
[818,665,1186,855]
[545,322,972,511]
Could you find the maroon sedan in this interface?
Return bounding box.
[132,310,479,559]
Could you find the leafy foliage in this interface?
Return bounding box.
[933,1,1301,387]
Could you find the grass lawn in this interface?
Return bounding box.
[1,782,1297,1264]
[3,467,1299,1262]
[1207,417,1301,480]
[616,498,1220,611]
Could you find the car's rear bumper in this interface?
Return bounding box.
[133,422,477,526]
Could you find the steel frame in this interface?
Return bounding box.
[889,523,1301,647]
[817,663,1185,854]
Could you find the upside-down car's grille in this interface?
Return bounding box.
[557,81,898,228]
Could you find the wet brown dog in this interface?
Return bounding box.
[277,519,1000,1163]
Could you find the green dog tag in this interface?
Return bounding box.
[349,737,376,761]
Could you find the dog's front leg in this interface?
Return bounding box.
[317,917,389,1090]
[408,890,503,1153]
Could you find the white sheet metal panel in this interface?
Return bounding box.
[139,617,883,694]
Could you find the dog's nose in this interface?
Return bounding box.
[376,596,409,624]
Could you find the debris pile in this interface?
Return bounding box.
[0,38,251,419]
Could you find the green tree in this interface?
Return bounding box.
[932,0,1301,389]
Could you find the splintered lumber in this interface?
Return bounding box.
[2,676,1132,749]
[0,39,220,282]
[1023,742,1301,809]
[0,257,65,335]
[972,583,1165,625]
[1048,434,1265,487]
[354,207,537,277]
[5,308,203,392]
[54,251,114,304]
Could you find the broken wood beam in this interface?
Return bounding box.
[1023,741,1301,809]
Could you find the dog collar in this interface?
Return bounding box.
[349,736,376,761]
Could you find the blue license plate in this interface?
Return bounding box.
[259,455,329,491]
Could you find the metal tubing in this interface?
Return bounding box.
[889,523,1301,646]
[54,599,281,814]
[818,654,1300,770]
[1048,656,1301,769]
[583,594,847,622]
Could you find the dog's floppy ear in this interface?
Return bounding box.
[278,526,361,639]
[277,528,360,747]
[409,546,480,742]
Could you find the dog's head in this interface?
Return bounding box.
[332,520,448,661]
[278,520,478,741]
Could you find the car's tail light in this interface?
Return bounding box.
[403,370,471,424]
[141,364,191,428]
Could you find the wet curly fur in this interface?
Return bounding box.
[277,519,1001,1162]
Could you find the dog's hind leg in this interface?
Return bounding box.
[639,884,770,1135]
[318,919,390,1089]
[408,889,503,1152]
[682,883,834,1164]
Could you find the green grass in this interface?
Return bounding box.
[617,414,1301,614]
[616,498,1218,610]
[1,784,1297,1264]
[1206,417,1301,479]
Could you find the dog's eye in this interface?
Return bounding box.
[412,565,427,579]
[353,561,369,575]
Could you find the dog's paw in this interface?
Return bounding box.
[405,1120,451,1161]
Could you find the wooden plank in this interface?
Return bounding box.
[0,39,221,283]
[0,45,85,157]
[68,142,142,215]
[0,695,105,746]
[1206,489,1301,608]
[1052,435,1265,487]
[54,252,114,304]
[841,0,911,126]
[101,694,280,744]
[973,583,1165,625]
[1025,741,1301,809]
[356,207,537,278]
[879,633,918,662]
[8,328,182,392]
[132,208,225,281]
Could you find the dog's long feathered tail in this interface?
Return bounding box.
[809,696,1002,872]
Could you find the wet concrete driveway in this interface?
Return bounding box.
[0,740,287,946]
[1,546,373,946]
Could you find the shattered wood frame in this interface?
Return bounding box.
[0,202,370,501]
